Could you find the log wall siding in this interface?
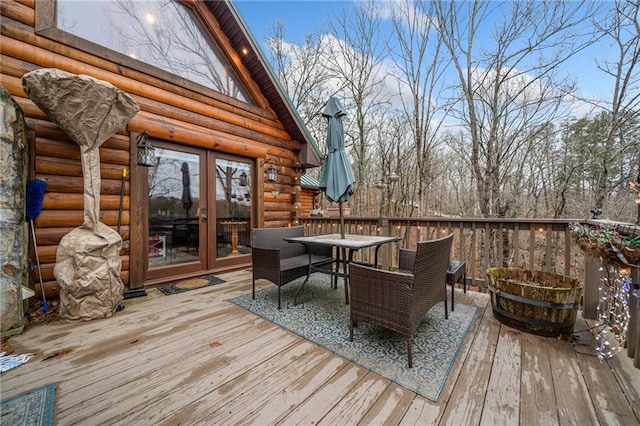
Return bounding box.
[299,189,318,217]
[1,0,307,296]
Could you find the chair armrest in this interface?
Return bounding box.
[251,246,281,275]
[251,246,280,257]
[349,263,415,310]
[398,248,416,272]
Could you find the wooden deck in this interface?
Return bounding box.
[2,269,639,425]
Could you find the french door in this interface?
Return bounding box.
[144,143,253,281]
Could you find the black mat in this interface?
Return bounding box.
[157,275,226,295]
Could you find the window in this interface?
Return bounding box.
[55,0,252,103]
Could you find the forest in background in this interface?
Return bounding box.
[258,0,639,223]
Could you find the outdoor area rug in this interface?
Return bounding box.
[231,274,479,402]
[158,275,226,295]
[0,382,56,426]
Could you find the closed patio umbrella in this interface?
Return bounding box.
[181,162,193,217]
[319,96,355,238]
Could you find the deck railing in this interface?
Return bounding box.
[299,216,588,290]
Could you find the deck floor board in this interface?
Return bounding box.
[1,269,638,425]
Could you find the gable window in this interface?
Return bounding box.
[54,0,252,103]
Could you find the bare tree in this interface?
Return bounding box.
[257,0,636,224]
[388,0,450,220]
[266,21,334,145]
[434,0,599,219]
[327,0,390,215]
[590,0,640,212]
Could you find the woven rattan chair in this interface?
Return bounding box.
[348,233,454,368]
[251,226,332,309]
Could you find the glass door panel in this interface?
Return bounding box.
[215,158,251,259]
[148,148,202,268]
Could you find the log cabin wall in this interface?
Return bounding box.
[0,0,314,298]
[299,188,319,217]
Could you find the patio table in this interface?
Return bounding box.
[284,233,400,305]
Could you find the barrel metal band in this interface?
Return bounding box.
[488,285,581,309]
[492,302,576,328]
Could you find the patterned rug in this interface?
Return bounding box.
[0,383,56,426]
[231,274,478,401]
[157,275,226,295]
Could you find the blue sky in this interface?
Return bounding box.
[234,0,616,109]
[235,1,343,44]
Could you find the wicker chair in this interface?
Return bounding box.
[251,226,332,309]
[348,233,454,368]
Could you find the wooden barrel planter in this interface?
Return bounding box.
[486,268,583,337]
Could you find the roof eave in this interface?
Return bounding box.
[206,0,323,168]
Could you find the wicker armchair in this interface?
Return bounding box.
[348,233,454,368]
[251,226,332,309]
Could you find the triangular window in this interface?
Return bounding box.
[56,0,252,104]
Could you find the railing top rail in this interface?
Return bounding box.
[298,215,590,288]
[301,216,589,225]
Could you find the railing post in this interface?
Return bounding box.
[380,218,392,270]
[583,256,600,319]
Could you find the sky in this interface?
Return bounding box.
[234,0,617,113]
[235,1,343,44]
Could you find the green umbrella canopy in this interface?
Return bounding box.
[319,96,356,238]
[319,97,355,203]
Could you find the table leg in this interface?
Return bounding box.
[343,248,359,305]
[293,250,313,306]
[451,282,455,312]
[333,247,340,289]
[374,245,381,268]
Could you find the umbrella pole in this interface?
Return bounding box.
[339,201,345,239]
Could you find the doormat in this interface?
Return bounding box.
[0,383,56,426]
[157,275,226,295]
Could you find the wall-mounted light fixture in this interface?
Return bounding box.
[271,190,280,198]
[239,171,248,187]
[136,131,158,167]
[266,164,278,182]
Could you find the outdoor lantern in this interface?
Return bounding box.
[267,164,278,182]
[239,171,248,187]
[136,131,157,167]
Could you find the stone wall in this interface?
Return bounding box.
[0,85,28,334]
